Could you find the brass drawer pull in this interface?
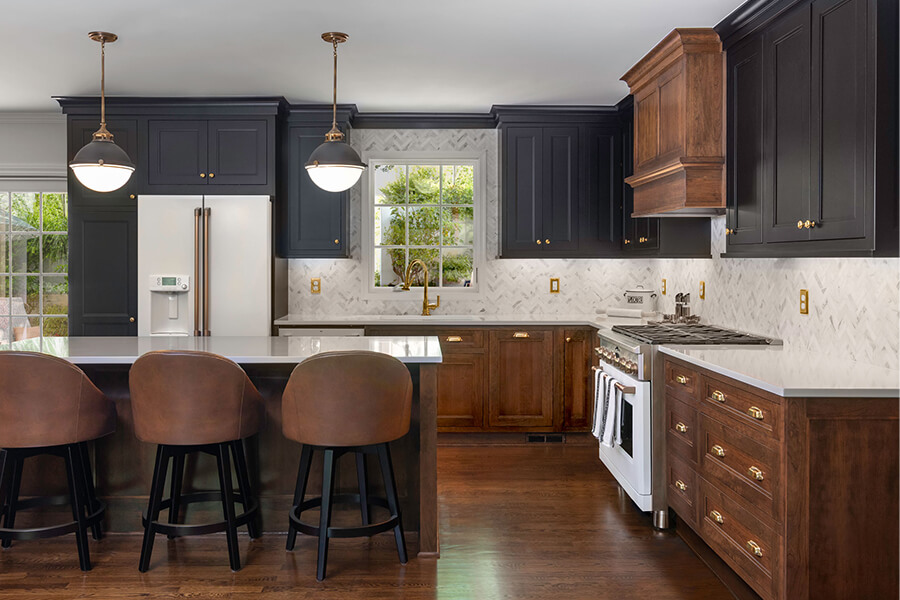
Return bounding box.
[747,406,764,420]
[675,480,687,491]
[711,390,726,403]
[513,332,530,339]
[709,510,724,524]
[748,466,764,481]
[747,540,763,557]
[675,374,688,385]
[445,336,463,343]
[675,422,688,433]
[711,444,726,457]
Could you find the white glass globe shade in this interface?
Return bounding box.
[305,164,365,193]
[70,164,135,193]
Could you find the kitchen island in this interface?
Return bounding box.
[3,336,442,556]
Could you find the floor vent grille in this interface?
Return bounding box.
[526,434,565,443]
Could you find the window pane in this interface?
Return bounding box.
[42,316,67,337]
[408,207,442,245]
[374,247,406,288]
[42,234,67,273]
[42,193,68,232]
[43,275,68,314]
[10,234,39,273]
[375,206,406,246]
[0,233,7,273]
[441,248,474,287]
[442,206,474,246]
[10,193,39,232]
[10,275,39,314]
[407,166,440,205]
[0,192,9,232]
[374,164,406,205]
[408,249,439,286]
[442,165,474,205]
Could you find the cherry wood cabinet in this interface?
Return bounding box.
[560,328,593,430]
[487,328,555,429]
[664,356,899,600]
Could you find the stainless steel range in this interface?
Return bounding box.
[593,321,778,529]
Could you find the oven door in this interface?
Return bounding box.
[596,362,652,511]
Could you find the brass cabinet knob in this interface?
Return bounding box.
[624,239,631,245]
[639,236,648,243]
[545,239,550,244]
[208,172,215,178]
[725,228,733,235]
[445,335,463,343]
[200,173,206,178]
[711,390,726,403]
[129,317,135,322]
[747,406,764,420]
[129,194,135,199]
[797,220,804,229]
[675,422,688,433]
[513,331,530,339]
[709,510,724,524]
[748,466,764,481]
[675,375,688,385]
[536,239,542,245]
[746,540,763,558]
[565,336,572,343]
[711,444,726,457]
[334,239,339,244]
[804,219,816,229]
[675,480,687,491]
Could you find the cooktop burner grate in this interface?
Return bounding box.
[610,323,773,345]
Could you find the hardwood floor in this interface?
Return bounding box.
[0,445,732,599]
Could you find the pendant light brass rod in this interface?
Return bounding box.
[100,39,106,127]
[331,37,338,133]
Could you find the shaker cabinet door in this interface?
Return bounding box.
[488,329,554,428]
[147,120,208,186]
[541,127,579,253]
[502,127,544,256]
[207,120,268,186]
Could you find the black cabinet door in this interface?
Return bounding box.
[502,127,544,256]
[726,35,765,246]
[207,120,268,186]
[147,120,208,186]
[68,118,139,201]
[763,4,812,243]
[541,127,579,253]
[581,126,621,254]
[809,0,868,241]
[68,203,137,336]
[277,127,348,257]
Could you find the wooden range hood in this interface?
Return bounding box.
[621,29,725,218]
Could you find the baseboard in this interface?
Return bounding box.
[437,432,595,447]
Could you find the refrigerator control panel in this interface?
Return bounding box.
[148,275,190,292]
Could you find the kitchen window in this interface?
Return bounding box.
[0,190,68,345]
[366,159,481,293]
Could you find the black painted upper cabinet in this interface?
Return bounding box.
[147,119,268,188]
[67,117,139,202]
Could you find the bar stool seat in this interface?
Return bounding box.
[0,352,116,571]
[282,351,412,580]
[129,350,264,572]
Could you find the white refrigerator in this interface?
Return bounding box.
[137,195,272,336]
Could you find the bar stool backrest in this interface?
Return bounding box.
[0,351,115,448]
[282,350,412,447]
[129,350,263,445]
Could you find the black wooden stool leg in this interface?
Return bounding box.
[1,453,22,548]
[77,443,103,540]
[355,451,370,526]
[286,444,312,551]
[216,443,241,571]
[231,440,259,539]
[316,448,337,581]
[139,446,169,572]
[0,449,9,528]
[377,443,408,565]
[65,444,92,571]
[167,451,185,539]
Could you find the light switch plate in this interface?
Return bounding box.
[699,281,706,300]
[311,278,321,294]
[800,289,809,314]
[550,278,560,294]
[662,279,667,295]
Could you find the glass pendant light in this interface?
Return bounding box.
[305,32,365,193]
[69,32,135,193]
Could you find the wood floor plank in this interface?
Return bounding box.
[0,445,733,599]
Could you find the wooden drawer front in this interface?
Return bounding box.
[701,375,782,440]
[699,479,780,600]
[665,360,698,401]
[666,395,698,464]
[437,329,485,351]
[699,415,780,522]
[667,453,697,526]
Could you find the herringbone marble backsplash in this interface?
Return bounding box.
[287,129,900,369]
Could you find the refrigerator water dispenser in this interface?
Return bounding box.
[148,275,191,336]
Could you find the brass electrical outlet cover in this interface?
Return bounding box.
[311,278,321,294]
[800,289,809,314]
[662,279,667,295]
[699,281,706,300]
[550,278,560,294]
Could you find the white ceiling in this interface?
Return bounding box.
[1,0,744,113]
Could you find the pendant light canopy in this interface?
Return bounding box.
[69,31,135,193]
[305,32,365,193]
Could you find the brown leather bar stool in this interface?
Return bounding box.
[0,352,116,571]
[282,350,412,581]
[129,351,263,572]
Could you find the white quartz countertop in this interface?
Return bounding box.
[659,345,900,398]
[274,313,652,328]
[1,336,443,365]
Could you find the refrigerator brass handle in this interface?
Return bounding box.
[203,207,211,336]
[513,332,530,339]
[194,208,201,336]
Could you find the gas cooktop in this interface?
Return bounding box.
[610,323,775,346]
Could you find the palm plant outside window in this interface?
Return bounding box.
[373,163,475,289]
